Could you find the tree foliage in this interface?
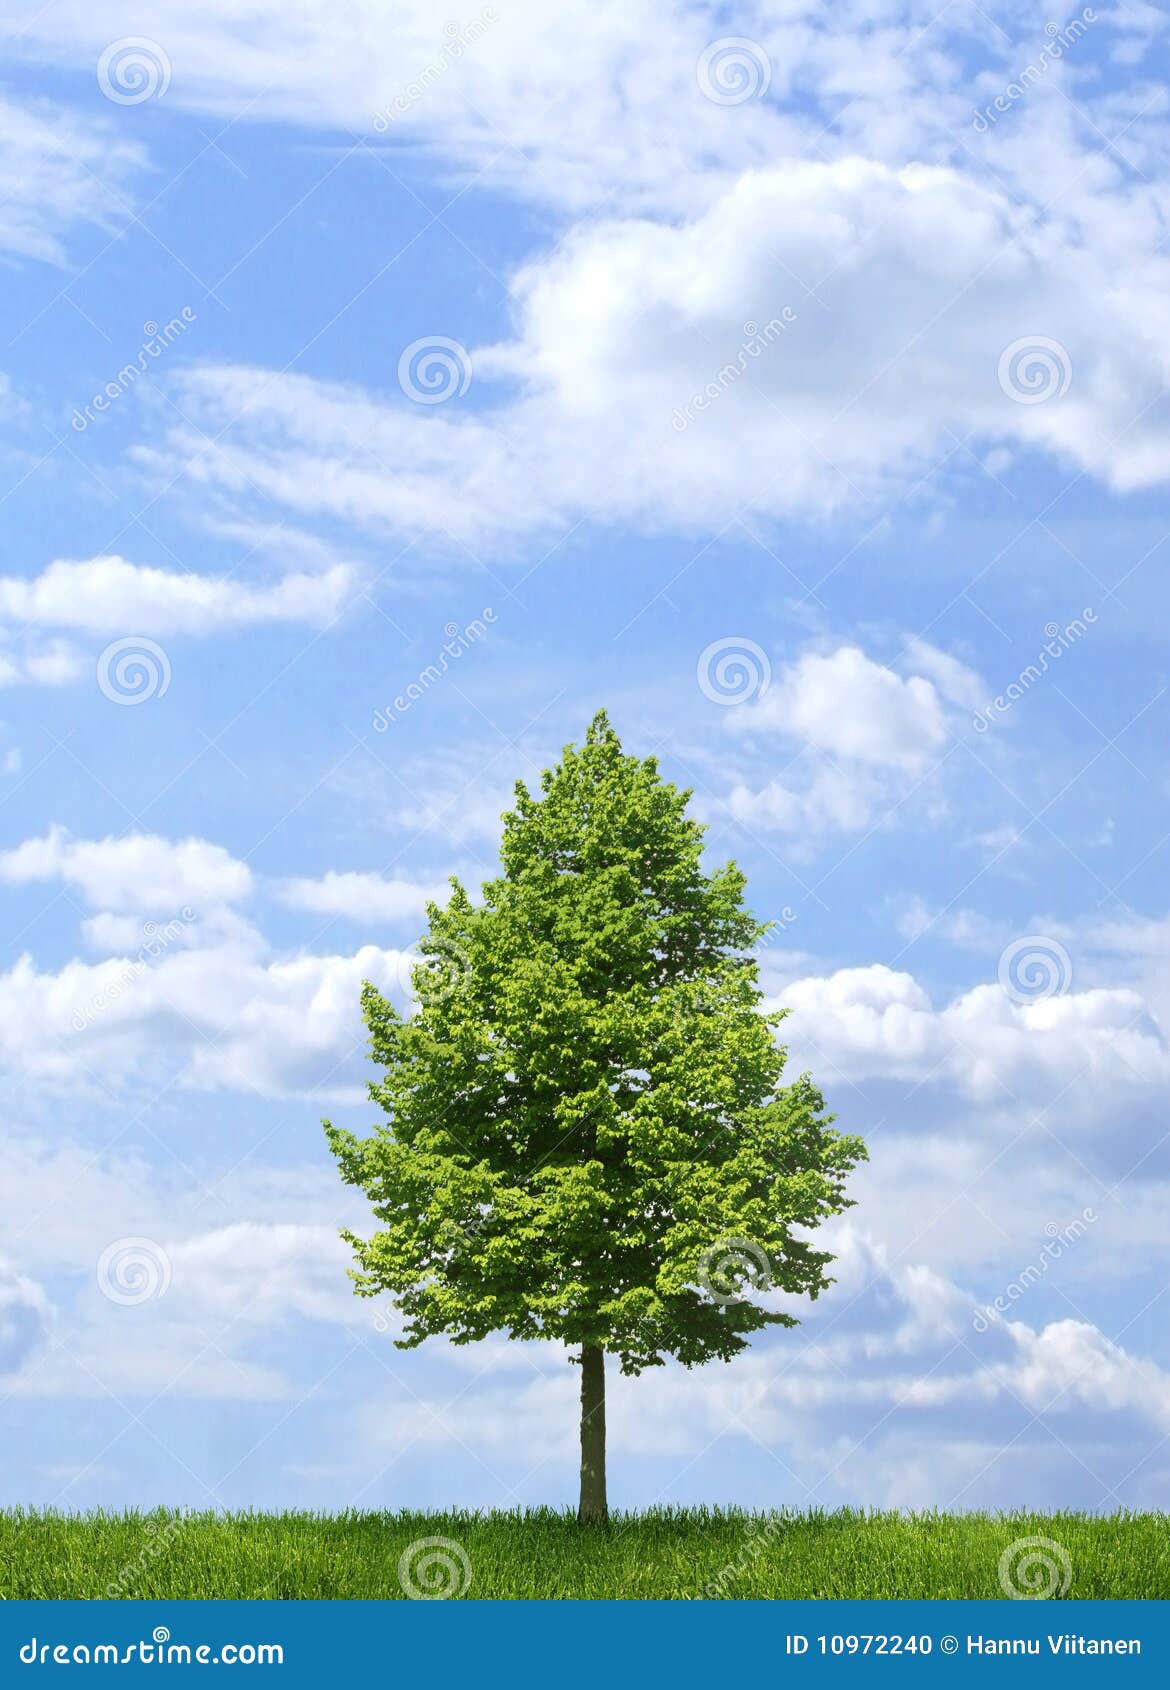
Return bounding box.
[325,712,866,1378]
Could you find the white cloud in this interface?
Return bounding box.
[0,830,467,1093]
[725,758,881,838]
[166,1222,357,1326]
[994,1316,1170,1429]
[139,155,1170,545]
[180,943,411,1095]
[731,645,951,770]
[0,93,145,265]
[0,93,147,483]
[388,772,512,849]
[278,870,449,924]
[893,897,1007,950]
[0,938,410,1098]
[0,637,85,689]
[10,1326,294,1404]
[484,155,1170,506]
[776,962,1170,1108]
[0,556,355,634]
[0,827,253,916]
[0,2,907,216]
[0,1132,368,1275]
[6,2,1149,233]
[135,364,559,551]
[901,638,986,711]
[3,1221,359,1402]
[716,642,973,840]
[0,1148,381,1402]
[0,1260,50,1377]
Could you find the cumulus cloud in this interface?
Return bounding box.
[731,645,954,769]
[900,638,987,711]
[0,556,355,634]
[165,1222,357,1326]
[1,1192,382,1401]
[135,154,1170,547]
[0,637,85,689]
[35,1221,357,1398]
[0,1132,370,1275]
[0,819,490,1095]
[0,827,440,1095]
[714,642,975,840]
[776,962,1170,1109]
[278,870,449,925]
[0,939,410,1097]
[0,827,253,917]
[725,759,884,839]
[478,155,1170,506]
[7,823,1165,1124]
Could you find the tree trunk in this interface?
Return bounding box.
[577,1344,608,1523]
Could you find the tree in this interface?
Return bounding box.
[325,712,866,1521]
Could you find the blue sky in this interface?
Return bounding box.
[3,0,1170,1516]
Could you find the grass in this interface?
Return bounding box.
[3,1507,1168,1600]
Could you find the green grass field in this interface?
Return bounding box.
[3,1507,1168,1600]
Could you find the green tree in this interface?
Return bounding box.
[325,712,866,1521]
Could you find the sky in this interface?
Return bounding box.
[2,0,1170,1520]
